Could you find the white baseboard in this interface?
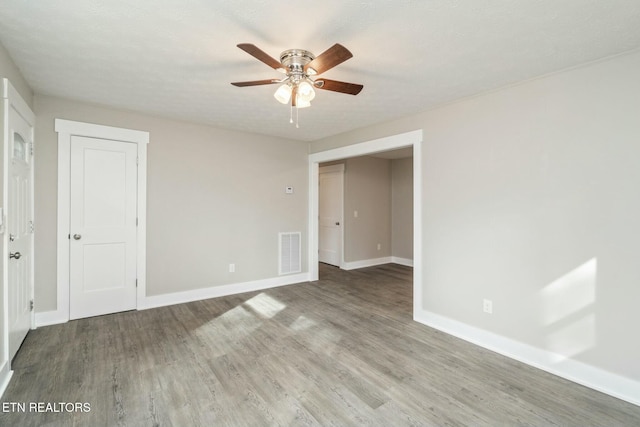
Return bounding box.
[35,309,69,328]
[138,272,310,310]
[414,309,640,407]
[391,256,414,267]
[35,273,311,326]
[342,257,414,270]
[342,257,393,270]
[0,360,13,398]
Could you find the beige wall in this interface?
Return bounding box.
[343,156,391,262]
[34,95,309,309]
[0,41,33,108]
[391,157,413,260]
[310,50,640,382]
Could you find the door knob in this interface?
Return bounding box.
[9,252,21,260]
[73,234,82,240]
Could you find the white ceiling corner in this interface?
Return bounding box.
[1,0,639,142]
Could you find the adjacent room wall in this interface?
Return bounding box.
[391,157,413,261]
[343,156,391,263]
[311,50,640,385]
[34,95,309,311]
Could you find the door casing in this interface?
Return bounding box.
[55,119,148,323]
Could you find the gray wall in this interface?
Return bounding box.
[34,95,309,309]
[311,51,640,382]
[391,157,413,260]
[343,156,392,262]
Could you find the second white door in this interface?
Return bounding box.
[69,136,138,320]
[319,164,344,267]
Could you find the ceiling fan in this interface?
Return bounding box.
[231,43,363,116]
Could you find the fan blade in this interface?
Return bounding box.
[315,79,363,95]
[304,44,353,75]
[237,43,284,71]
[231,79,280,87]
[291,85,298,107]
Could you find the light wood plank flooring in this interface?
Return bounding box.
[2,263,640,426]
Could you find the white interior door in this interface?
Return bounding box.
[319,164,344,267]
[6,100,34,362]
[69,136,138,320]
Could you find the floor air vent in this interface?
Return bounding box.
[279,232,301,275]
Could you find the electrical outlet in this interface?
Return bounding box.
[377,243,381,251]
[483,299,493,314]
[354,210,358,218]
[229,263,235,273]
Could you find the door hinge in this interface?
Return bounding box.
[29,221,34,234]
[135,279,138,288]
[136,217,138,226]
[30,143,34,156]
[136,156,139,165]
[30,300,34,311]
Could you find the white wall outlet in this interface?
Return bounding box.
[377,243,381,251]
[483,299,493,314]
[229,263,235,273]
[354,210,358,218]
[285,186,294,194]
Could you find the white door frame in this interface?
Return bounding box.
[308,130,423,317]
[55,119,148,323]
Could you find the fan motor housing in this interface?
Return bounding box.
[280,49,315,72]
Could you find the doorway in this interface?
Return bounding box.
[55,119,148,321]
[308,130,423,316]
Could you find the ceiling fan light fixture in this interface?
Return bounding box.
[274,84,292,104]
[297,81,315,102]
[296,97,311,108]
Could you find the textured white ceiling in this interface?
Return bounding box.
[1,1,639,142]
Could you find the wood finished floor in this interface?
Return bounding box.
[2,263,640,426]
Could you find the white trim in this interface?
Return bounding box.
[138,273,310,310]
[308,131,423,320]
[0,360,12,398]
[54,119,148,322]
[391,256,414,267]
[34,310,69,328]
[414,309,640,407]
[342,257,393,271]
[338,256,413,270]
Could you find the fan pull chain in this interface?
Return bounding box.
[296,106,299,128]
[289,105,293,124]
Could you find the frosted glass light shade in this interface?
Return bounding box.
[297,81,315,102]
[296,97,311,108]
[274,84,292,104]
